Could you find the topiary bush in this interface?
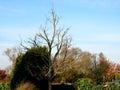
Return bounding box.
[10,46,49,90]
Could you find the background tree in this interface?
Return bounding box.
[53,47,82,83]
[90,53,110,84]
[52,47,113,84]
[78,51,92,76]
[115,64,120,80]
[4,46,22,66]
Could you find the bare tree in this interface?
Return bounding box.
[36,9,72,90]
[4,46,22,66]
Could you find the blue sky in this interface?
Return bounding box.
[0,0,120,68]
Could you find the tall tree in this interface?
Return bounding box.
[22,9,71,90]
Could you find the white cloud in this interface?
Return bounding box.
[75,33,120,43]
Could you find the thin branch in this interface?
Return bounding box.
[43,29,51,48]
[20,41,29,50]
[50,10,57,47]
[37,33,47,42]
[53,29,69,63]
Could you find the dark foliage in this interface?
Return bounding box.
[10,46,49,90]
[52,84,75,90]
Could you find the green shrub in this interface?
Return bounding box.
[107,82,120,90]
[116,74,120,80]
[74,78,120,90]
[0,82,10,90]
[74,78,93,90]
[92,85,105,90]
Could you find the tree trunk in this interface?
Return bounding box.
[48,50,52,90]
[48,67,53,90]
[48,79,52,90]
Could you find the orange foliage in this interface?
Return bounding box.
[105,63,115,81]
[105,63,120,81]
[0,70,9,82]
